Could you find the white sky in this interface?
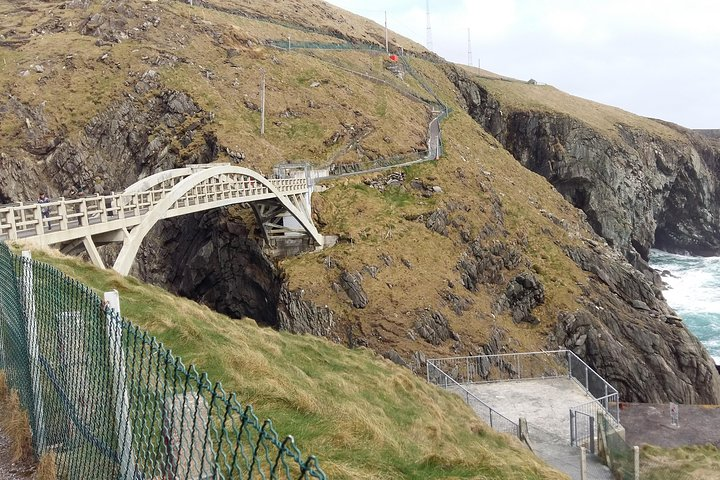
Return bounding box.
[325,0,720,129]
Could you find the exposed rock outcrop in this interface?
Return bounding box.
[448,66,720,261]
[501,273,545,325]
[550,238,720,403]
[0,90,215,201]
[339,271,369,308]
[413,309,458,346]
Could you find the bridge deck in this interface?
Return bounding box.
[0,164,323,273]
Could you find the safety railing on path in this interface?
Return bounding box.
[427,350,620,424]
[266,39,448,181]
[0,242,326,479]
[426,361,519,437]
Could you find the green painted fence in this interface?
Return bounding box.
[0,242,326,480]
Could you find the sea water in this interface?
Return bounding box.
[649,249,720,363]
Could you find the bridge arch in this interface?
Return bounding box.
[112,165,321,275]
[122,164,225,194]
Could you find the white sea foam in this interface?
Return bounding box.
[650,249,720,358]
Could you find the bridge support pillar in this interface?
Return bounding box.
[83,235,105,269]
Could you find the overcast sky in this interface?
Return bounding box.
[325,0,719,129]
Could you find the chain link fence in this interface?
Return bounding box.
[597,413,695,480]
[0,242,326,479]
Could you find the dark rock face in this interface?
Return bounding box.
[551,240,720,403]
[278,286,335,337]
[458,239,522,290]
[0,91,215,201]
[136,211,283,327]
[447,66,720,261]
[413,309,458,346]
[501,273,545,325]
[339,271,369,308]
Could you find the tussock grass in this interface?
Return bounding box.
[640,444,720,480]
[34,452,58,480]
[0,372,33,463]
[25,246,566,479]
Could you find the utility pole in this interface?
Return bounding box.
[467,28,472,67]
[384,11,389,53]
[426,0,433,51]
[260,69,266,136]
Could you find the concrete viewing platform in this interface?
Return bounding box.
[465,377,596,441]
[465,378,614,480]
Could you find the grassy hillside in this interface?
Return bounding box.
[26,247,565,480]
[464,73,686,142]
[0,0,601,363]
[0,0,431,173]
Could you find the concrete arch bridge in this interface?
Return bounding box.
[0,164,325,275]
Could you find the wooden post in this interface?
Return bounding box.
[104,290,137,480]
[580,446,587,480]
[260,69,266,136]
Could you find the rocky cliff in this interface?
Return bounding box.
[2,0,720,406]
[447,66,720,263]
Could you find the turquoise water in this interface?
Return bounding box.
[650,249,720,362]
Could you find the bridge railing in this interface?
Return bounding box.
[0,175,310,242]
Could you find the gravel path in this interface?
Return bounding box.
[0,406,36,479]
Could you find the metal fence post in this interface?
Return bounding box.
[580,446,587,480]
[569,409,575,446]
[634,445,640,480]
[21,251,46,452]
[104,290,137,480]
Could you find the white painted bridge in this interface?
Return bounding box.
[0,164,324,275]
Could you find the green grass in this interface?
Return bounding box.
[23,246,565,480]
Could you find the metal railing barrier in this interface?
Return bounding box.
[426,361,519,437]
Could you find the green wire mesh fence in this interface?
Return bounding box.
[0,242,326,480]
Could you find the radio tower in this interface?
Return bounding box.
[426,0,433,52]
[467,28,472,66]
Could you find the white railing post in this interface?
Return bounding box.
[104,290,137,480]
[34,205,44,235]
[633,445,640,480]
[21,251,46,452]
[9,208,18,240]
[58,200,68,231]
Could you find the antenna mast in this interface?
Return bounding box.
[385,11,389,53]
[426,0,433,51]
[467,28,472,66]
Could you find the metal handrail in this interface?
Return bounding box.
[426,362,519,436]
[428,349,621,425]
